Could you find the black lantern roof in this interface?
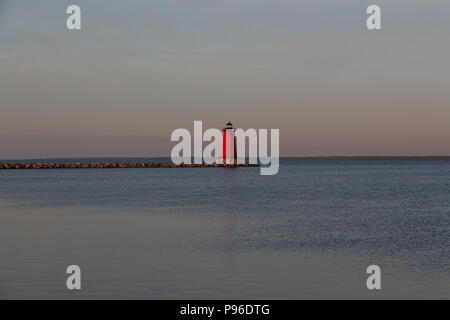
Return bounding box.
[224,121,233,129]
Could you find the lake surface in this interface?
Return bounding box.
[0,159,449,299]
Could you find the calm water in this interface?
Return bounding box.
[0,159,449,299]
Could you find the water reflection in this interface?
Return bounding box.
[0,160,449,299]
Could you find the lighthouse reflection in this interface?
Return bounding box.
[221,211,237,262]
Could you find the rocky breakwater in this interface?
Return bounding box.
[0,162,259,169]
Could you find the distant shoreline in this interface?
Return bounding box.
[0,156,449,162]
[0,162,259,170]
[282,156,450,160]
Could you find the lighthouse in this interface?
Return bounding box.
[222,121,237,165]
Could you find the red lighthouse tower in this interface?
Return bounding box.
[222,121,237,165]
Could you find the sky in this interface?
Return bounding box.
[0,0,449,158]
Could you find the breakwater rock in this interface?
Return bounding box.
[0,162,259,170]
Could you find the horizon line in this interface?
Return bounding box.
[1,156,449,161]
